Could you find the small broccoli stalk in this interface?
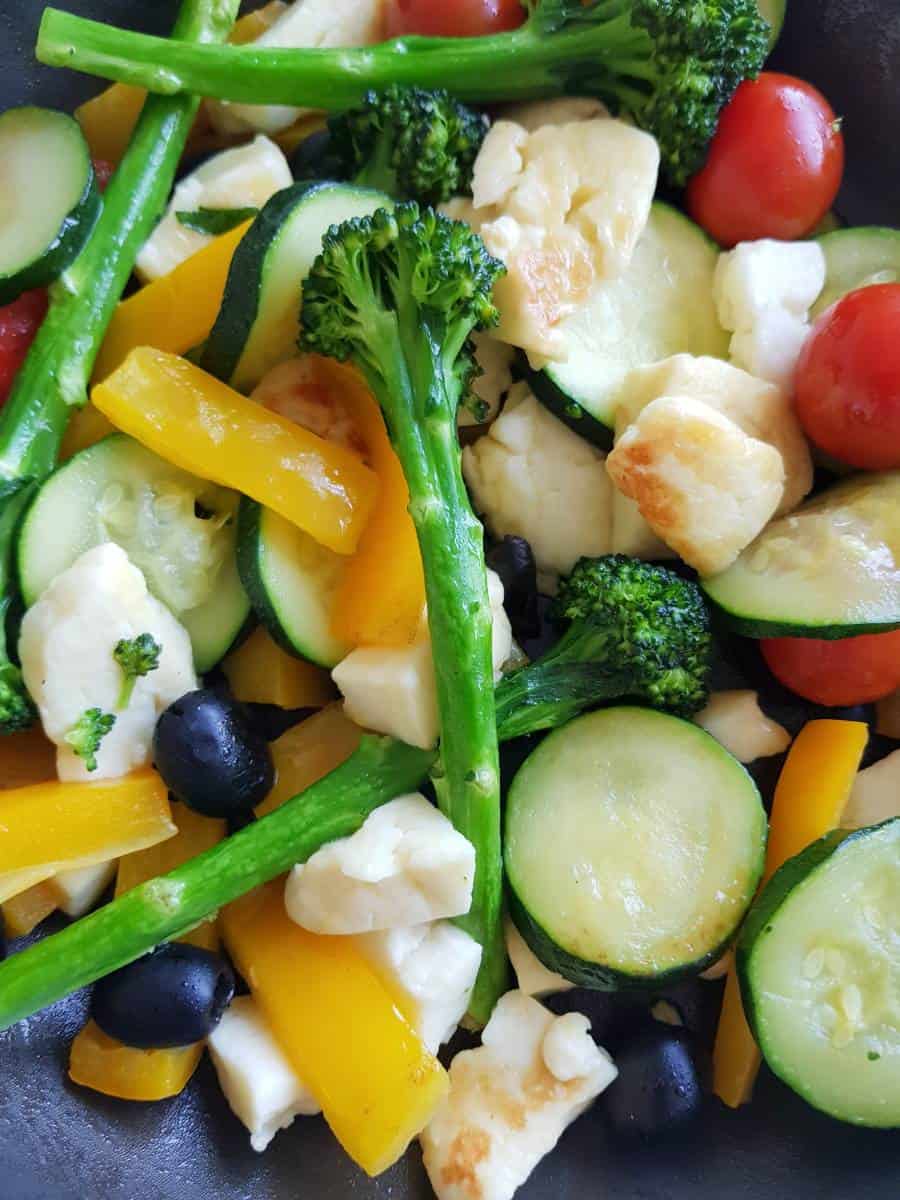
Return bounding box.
[494,556,712,741]
[64,708,117,773]
[301,203,507,1023]
[113,633,162,710]
[39,0,770,185]
[0,485,36,734]
[324,86,489,204]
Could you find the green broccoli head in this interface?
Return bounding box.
[550,555,712,714]
[301,202,504,409]
[114,633,162,710]
[64,708,116,773]
[0,663,35,735]
[327,85,489,205]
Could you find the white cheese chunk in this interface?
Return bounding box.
[506,919,574,998]
[421,991,617,1200]
[463,383,612,581]
[358,921,482,1053]
[284,793,476,934]
[19,543,198,781]
[500,97,609,132]
[693,690,792,763]
[135,136,291,281]
[50,860,117,918]
[208,995,320,1152]
[713,239,826,389]
[841,749,900,829]
[460,332,515,427]
[607,394,785,576]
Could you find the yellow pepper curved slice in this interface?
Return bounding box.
[222,883,447,1176]
[223,627,335,711]
[0,726,57,789]
[256,703,363,819]
[92,349,378,555]
[0,770,174,902]
[713,719,868,1108]
[2,881,58,938]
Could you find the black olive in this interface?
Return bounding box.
[153,689,274,819]
[486,535,541,641]
[289,128,341,181]
[600,1026,703,1141]
[91,943,235,1049]
[242,702,316,743]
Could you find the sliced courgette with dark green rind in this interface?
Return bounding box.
[17,434,250,672]
[529,203,728,449]
[236,498,349,669]
[702,471,900,638]
[505,707,767,990]
[199,180,391,393]
[738,819,900,1128]
[757,0,787,48]
[0,106,101,304]
[812,226,900,318]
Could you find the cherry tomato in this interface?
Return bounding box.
[0,289,48,405]
[385,0,525,38]
[762,631,900,707]
[92,157,115,192]
[794,284,900,470]
[686,73,844,247]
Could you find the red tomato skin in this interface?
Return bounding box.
[794,284,900,471]
[0,289,48,405]
[686,73,844,247]
[385,0,525,38]
[762,631,900,707]
[92,158,115,192]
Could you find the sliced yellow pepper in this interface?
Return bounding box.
[92,349,378,555]
[330,366,425,647]
[91,220,251,384]
[59,402,117,461]
[67,802,227,1101]
[223,627,336,711]
[713,719,868,1109]
[256,703,363,819]
[0,726,57,789]
[222,883,447,1176]
[0,770,174,902]
[2,880,58,938]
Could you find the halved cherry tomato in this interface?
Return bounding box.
[0,289,48,405]
[385,0,525,38]
[794,284,900,471]
[686,73,844,247]
[762,631,900,707]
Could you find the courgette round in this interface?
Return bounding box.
[812,226,900,318]
[0,107,101,304]
[738,819,900,1128]
[505,707,767,989]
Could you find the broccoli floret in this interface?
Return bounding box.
[45,0,770,187]
[0,658,35,735]
[64,708,116,773]
[494,555,712,740]
[113,633,162,710]
[301,201,507,1023]
[325,86,489,205]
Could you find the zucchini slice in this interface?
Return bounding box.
[528,203,728,448]
[236,498,349,669]
[812,226,900,318]
[757,0,787,48]
[738,819,900,1128]
[505,707,767,989]
[17,434,250,672]
[702,471,900,638]
[200,180,391,393]
[0,106,101,304]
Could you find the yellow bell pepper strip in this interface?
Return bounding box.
[713,719,868,1109]
[67,802,226,1101]
[223,627,335,711]
[59,403,117,462]
[92,348,378,555]
[2,881,58,938]
[0,770,175,903]
[331,369,426,648]
[221,883,447,1175]
[91,221,252,383]
[257,703,363,818]
[0,725,57,789]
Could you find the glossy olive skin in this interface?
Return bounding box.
[486,535,540,641]
[91,943,235,1049]
[153,689,275,819]
[601,1026,703,1141]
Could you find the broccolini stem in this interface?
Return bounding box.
[0,736,434,1032]
[494,661,627,742]
[0,0,240,490]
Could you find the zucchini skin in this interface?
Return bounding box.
[236,497,307,663]
[704,602,900,641]
[524,363,615,451]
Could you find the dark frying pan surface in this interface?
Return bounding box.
[1,2,898,1196]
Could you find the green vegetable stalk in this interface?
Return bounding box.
[0,736,434,1033]
[36,0,770,185]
